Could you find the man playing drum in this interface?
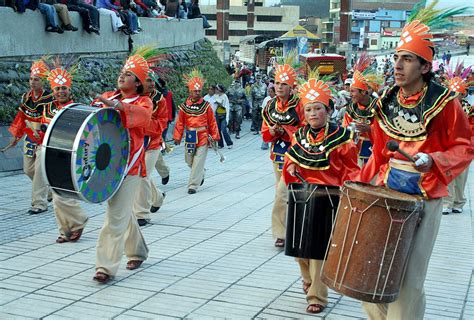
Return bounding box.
[359,15,473,319]
[132,70,168,227]
[173,69,220,194]
[8,60,53,214]
[261,56,304,248]
[42,59,89,243]
[92,51,155,284]
[283,76,359,314]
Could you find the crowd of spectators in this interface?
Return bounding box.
[1,0,211,35]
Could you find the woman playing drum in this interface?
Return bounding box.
[282,77,360,314]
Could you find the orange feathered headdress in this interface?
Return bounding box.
[184,69,205,91]
[123,45,167,85]
[351,71,369,91]
[47,68,73,89]
[447,77,467,95]
[30,60,48,79]
[123,54,150,85]
[396,20,434,63]
[274,64,297,86]
[298,79,332,108]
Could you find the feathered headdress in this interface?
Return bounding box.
[351,52,383,92]
[123,45,167,85]
[184,68,205,91]
[43,56,78,89]
[274,49,301,86]
[397,0,468,62]
[30,59,49,79]
[298,67,333,108]
[444,60,473,94]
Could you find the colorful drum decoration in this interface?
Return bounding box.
[41,103,129,203]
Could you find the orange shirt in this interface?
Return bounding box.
[282,124,360,186]
[360,98,473,199]
[94,91,152,177]
[144,90,168,150]
[173,97,220,147]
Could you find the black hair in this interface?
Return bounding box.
[136,84,144,94]
[158,78,166,88]
[416,55,435,83]
[328,99,335,111]
[216,84,225,92]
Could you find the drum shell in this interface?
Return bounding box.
[42,103,129,203]
[321,182,423,303]
[285,183,340,260]
[43,105,94,201]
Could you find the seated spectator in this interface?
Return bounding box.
[42,0,79,31]
[15,0,64,33]
[187,0,210,28]
[143,0,159,17]
[115,0,140,34]
[59,0,100,34]
[96,0,127,33]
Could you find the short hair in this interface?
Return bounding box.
[416,56,435,83]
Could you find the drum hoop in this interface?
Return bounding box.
[341,187,423,212]
[41,102,78,188]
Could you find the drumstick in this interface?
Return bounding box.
[25,120,40,139]
[386,140,416,163]
[294,171,307,184]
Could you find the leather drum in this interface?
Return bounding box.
[41,103,129,203]
[321,181,423,303]
[285,183,340,260]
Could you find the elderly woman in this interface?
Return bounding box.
[282,77,359,314]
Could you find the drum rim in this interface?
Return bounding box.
[41,102,79,194]
[343,181,423,202]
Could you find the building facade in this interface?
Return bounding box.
[200,4,300,49]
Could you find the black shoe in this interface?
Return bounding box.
[28,208,47,214]
[63,24,78,31]
[47,195,53,202]
[119,26,130,35]
[150,193,165,212]
[200,178,204,186]
[235,133,240,139]
[188,189,196,194]
[162,175,169,185]
[89,26,100,35]
[253,131,259,135]
[137,219,149,226]
[55,26,64,34]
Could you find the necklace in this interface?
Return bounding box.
[397,85,428,108]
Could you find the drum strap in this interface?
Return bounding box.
[124,144,144,176]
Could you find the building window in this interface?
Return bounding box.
[256,15,283,22]
[205,29,217,36]
[381,21,389,27]
[206,14,217,21]
[370,39,377,46]
[229,15,248,22]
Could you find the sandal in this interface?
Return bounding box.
[93,272,110,284]
[69,228,84,242]
[56,236,69,244]
[306,304,325,314]
[126,260,143,270]
[274,238,285,248]
[302,281,311,294]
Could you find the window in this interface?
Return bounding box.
[256,15,282,22]
[371,39,377,46]
[229,15,248,22]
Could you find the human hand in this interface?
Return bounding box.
[413,152,433,172]
[287,163,296,176]
[174,139,181,145]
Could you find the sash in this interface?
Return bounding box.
[185,130,198,155]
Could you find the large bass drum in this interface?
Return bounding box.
[321,182,423,303]
[41,103,129,203]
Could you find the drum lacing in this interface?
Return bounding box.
[332,189,380,290]
[374,200,419,300]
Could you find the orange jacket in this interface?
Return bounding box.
[173,97,220,147]
[282,124,360,186]
[359,98,473,199]
[94,91,152,177]
[145,90,168,150]
[9,89,53,141]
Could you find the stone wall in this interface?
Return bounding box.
[0,7,204,57]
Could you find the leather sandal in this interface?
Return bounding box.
[126,260,143,270]
[93,272,110,284]
[306,304,325,314]
[69,228,84,242]
[56,236,69,244]
[274,238,285,248]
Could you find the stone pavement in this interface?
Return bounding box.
[0,120,472,320]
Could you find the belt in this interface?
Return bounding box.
[186,126,207,132]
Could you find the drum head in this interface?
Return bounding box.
[72,108,129,203]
